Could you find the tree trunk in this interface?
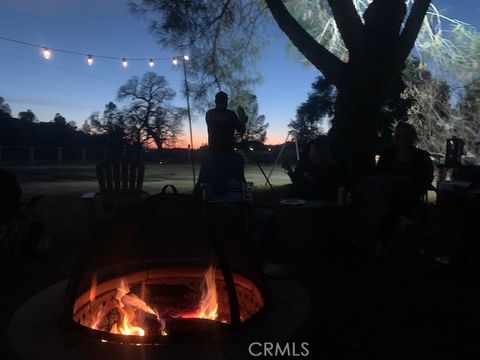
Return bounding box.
[328,84,382,183]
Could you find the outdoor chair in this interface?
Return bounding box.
[199,179,253,203]
[82,158,150,230]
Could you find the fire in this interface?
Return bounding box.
[87,266,219,337]
[182,266,218,320]
[88,273,97,304]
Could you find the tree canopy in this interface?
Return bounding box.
[85,72,185,149]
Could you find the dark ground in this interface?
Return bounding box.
[1,165,480,359]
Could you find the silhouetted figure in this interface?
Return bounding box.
[206,91,246,152]
[0,168,22,224]
[196,92,248,198]
[377,122,433,199]
[283,136,341,201]
[375,122,434,253]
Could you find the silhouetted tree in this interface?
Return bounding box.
[53,113,67,126]
[18,109,37,123]
[87,102,127,147]
[0,96,11,116]
[289,76,335,142]
[117,72,185,148]
[229,91,268,143]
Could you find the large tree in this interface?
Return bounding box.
[117,72,185,148]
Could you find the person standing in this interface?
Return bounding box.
[196,91,248,198]
[206,91,247,152]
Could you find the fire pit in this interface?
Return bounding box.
[65,193,265,343]
[8,193,310,359]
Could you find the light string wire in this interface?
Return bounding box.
[0,35,173,62]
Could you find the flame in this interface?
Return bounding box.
[181,266,219,320]
[87,266,219,337]
[194,266,219,320]
[88,273,97,304]
[110,307,146,336]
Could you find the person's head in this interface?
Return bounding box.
[308,136,335,167]
[215,91,228,109]
[393,122,417,147]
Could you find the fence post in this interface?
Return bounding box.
[57,147,62,165]
[29,146,35,166]
[82,147,86,164]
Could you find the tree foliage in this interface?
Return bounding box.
[87,102,128,147]
[401,61,452,155]
[129,0,269,108]
[289,76,335,142]
[18,109,38,123]
[457,77,480,156]
[228,91,269,143]
[53,113,67,126]
[0,96,11,116]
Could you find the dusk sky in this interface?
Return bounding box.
[0,0,479,147]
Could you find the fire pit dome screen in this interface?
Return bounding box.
[65,193,265,343]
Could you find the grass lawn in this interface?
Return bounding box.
[6,163,290,195]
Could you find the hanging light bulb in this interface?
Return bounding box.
[148,59,154,68]
[122,58,128,68]
[42,47,51,60]
[87,54,93,66]
[172,58,178,66]
[183,55,190,61]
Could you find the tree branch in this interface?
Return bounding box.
[265,0,345,85]
[327,0,363,54]
[397,0,432,66]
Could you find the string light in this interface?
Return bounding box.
[0,36,185,69]
[42,47,51,60]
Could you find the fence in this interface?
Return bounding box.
[0,146,196,166]
[0,145,281,166]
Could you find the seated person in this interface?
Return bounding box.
[377,122,433,199]
[283,136,341,201]
[376,122,434,246]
